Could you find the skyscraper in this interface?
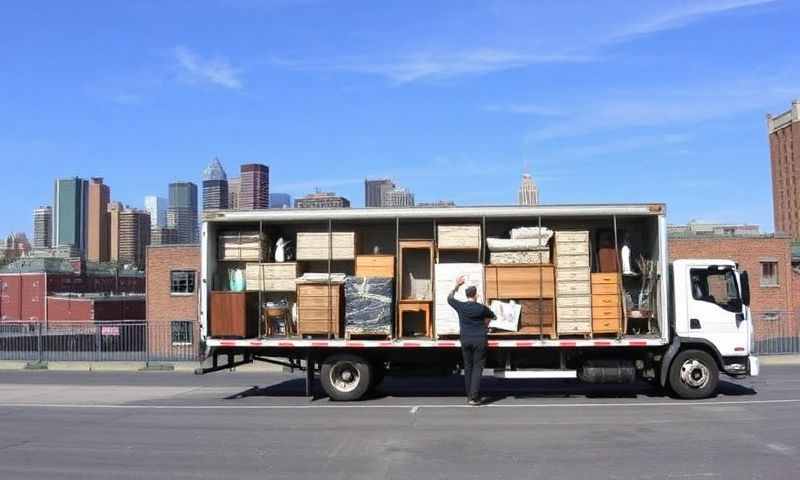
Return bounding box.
[228,177,241,210]
[383,187,415,207]
[269,193,292,209]
[109,202,151,268]
[202,157,229,210]
[365,179,394,207]
[53,177,88,252]
[518,172,539,206]
[167,182,198,243]
[33,206,52,249]
[86,177,110,263]
[144,196,167,227]
[239,164,269,209]
[294,191,351,209]
[768,100,800,239]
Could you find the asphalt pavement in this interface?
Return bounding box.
[0,366,797,479]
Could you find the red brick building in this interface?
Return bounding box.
[768,100,800,239]
[46,294,145,322]
[669,234,798,345]
[146,244,200,359]
[0,257,144,322]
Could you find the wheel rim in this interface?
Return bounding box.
[680,358,710,389]
[329,362,360,393]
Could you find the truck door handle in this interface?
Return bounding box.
[690,318,701,329]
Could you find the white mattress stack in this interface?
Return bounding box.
[487,227,552,265]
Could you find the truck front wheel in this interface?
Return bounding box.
[320,354,372,401]
[668,349,719,399]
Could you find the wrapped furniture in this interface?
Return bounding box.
[296,232,356,260]
[486,227,552,265]
[344,277,393,337]
[434,263,484,336]
[245,262,298,291]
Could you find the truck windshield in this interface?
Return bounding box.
[690,268,741,313]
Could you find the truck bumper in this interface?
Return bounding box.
[748,355,760,377]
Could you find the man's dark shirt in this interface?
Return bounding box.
[447,290,496,343]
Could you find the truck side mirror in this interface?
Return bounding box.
[740,271,751,307]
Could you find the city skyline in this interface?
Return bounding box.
[1,1,798,235]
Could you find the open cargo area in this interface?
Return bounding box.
[201,204,669,348]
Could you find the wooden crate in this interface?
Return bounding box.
[437,224,481,250]
[554,231,590,243]
[296,232,356,260]
[209,291,259,338]
[484,265,555,299]
[245,263,298,292]
[355,255,395,278]
[217,232,268,262]
[296,283,342,337]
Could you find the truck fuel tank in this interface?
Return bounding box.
[578,359,637,384]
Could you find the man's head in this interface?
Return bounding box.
[465,285,478,300]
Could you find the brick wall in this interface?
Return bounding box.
[669,235,797,341]
[146,245,201,359]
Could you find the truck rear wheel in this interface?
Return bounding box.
[320,354,372,401]
[668,349,719,399]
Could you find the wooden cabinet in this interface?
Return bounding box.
[297,283,342,337]
[355,255,395,278]
[398,301,432,338]
[484,265,555,299]
[209,291,259,338]
[296,232,356,260]
[591,273,621,334]
[245,262,298,291]
[399,240,434,301]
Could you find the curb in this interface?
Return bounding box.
[759,354,800,366]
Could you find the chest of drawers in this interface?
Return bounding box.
[591,273,621,334]
[555,231,591,335]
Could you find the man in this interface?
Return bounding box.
[447,275,496,406]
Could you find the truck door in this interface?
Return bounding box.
[684,266,750,357]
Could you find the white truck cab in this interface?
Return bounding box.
[663,260,758,398]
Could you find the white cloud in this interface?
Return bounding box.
[174,46,242,89]
[611,0,776,42]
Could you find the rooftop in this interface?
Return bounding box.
[0,257,145,276]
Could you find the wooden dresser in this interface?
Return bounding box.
[484,264,555,337]
[355,255,395,278]
[591,273,622,334]
[297,283,343,337]
[209,291,259,338]
[554,231,592,336]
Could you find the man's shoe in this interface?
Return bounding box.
[468,399,481,406]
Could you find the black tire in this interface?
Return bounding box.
[668,349,719,399]
[320,354,372,401]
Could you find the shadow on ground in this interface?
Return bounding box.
[224,375,756,402]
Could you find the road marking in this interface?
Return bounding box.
[0,398,798,410]
[765,442,795,456]
[410,405,420,414]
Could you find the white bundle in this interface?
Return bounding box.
[510,227,553,243]
[486,237,551,252]
[296,273,347,284]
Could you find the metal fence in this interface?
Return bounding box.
[751,310,800,355]
[0,313,797,363]
[0,321,202,363]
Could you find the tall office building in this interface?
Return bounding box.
[109,202,151,268]
[365,179,394,207]
[228,177,241,210]
[383,187,415,207]
[518,172,539,206]
[150,227,178,246]
[294,191,351,209]
[167,182,198,243]
[32,206,52,249]
[144,196,167,227]
[239,164,269,209]
[202,157,229,210]
[86,177,111,263]
[768,100,800,239]
[269,193,292,209]
[53,177,88,252]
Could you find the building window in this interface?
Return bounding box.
[170,321,194,345]
[760,262,779,287]
[170,270,196,294]
[761,312,781,322]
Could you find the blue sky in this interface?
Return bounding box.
[1,0,797,235]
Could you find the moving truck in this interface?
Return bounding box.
[198,204,759,400]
